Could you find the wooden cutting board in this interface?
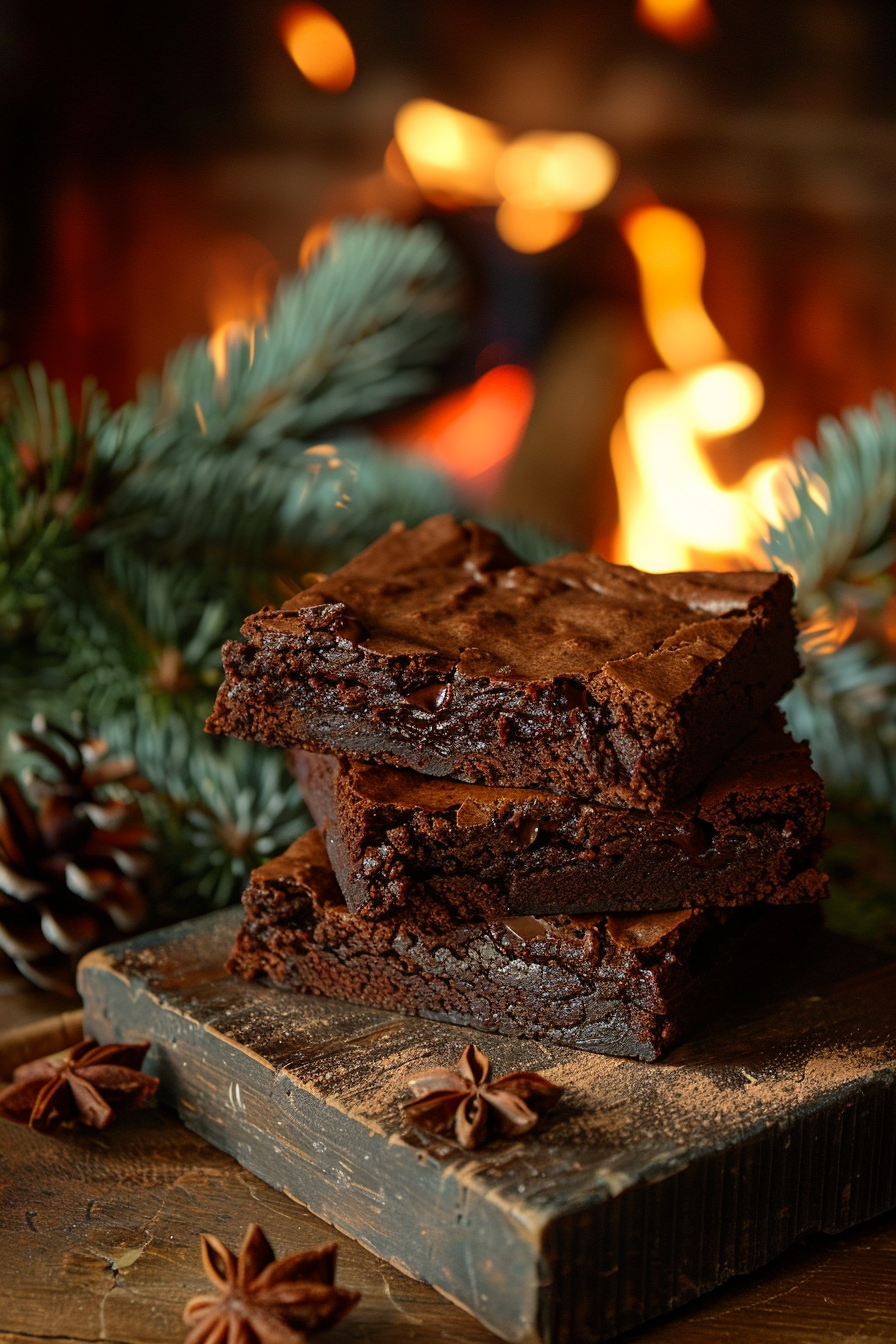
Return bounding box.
[78,910,896,1344]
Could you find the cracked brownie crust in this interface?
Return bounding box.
[287,713,828,921]
[227,830,822,1061]
[207,515,800,809]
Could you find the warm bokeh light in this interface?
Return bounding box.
[205,235,278,382]
[383,138,419,190]
[685,362,765,434]
[621,206,728,370]
[495,201,581,253]
[280,4,356,93]
[389,364,534,482]
[394,99,505,205]
[299,218,334,268]
[496,132,618,212]
[636,0,715,44]
[612,206,778,570]
[208,320,252,381]
[801,603,859,656]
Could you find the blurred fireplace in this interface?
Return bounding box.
[4,0,896,551]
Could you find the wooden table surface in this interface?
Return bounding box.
[1,981,895,1344]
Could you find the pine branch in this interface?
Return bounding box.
[0,366,105,641]
[1,217,466,919]
[761,393,896,807]
[97,218,461,554]
[762,392,896,619]
[147,739,308,916]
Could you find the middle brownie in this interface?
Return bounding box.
[288,713,828,923]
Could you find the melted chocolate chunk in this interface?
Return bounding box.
[405,682,452,712]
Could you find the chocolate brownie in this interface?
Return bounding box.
[287,714,828,921]
[207,515,800,809]
[227,829,821,1061]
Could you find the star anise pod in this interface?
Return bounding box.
[402,1043,563,1150]
[183,1223,360,1344]
[0,1037,159,1132]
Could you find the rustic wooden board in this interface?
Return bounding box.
[78,911,896,1344]
[2,1072,895,1344]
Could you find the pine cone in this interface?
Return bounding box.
[0,719,154,995]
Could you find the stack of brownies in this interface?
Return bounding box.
[208,515,828,1060]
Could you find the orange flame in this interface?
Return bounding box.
[621,207,727,370]
[636,0,715,44]
[612,207,782,570]
[280,4,356,93]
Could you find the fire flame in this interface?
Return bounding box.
[612,205,782,570]
[280,4,356,93]
[635,0,715,44]
[622,206,726,371]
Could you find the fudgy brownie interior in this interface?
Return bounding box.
[227,829,821,1061]
[287,712,827,920]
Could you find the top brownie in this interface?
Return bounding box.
[207,515,800,808]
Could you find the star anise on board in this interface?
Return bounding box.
[183,1224,360,1344]
[402,1043,563,1150]
[0,1038,159,1132]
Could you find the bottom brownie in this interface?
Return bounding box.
[227,830,822,1061]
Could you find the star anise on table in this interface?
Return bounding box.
[0,1038,158,1132]
[183,1223,360,1344]
[402,1042,563,1150]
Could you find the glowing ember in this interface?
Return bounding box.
[635,0,715,44]
[496,201,581,254]
[389,364,534,483]
[280,4,356,93]
[394,99,505,206]
[495,132,618,213]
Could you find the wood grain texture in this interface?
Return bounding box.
[1,1099,894,1344]
[77,911,896,1344]
[0,1105,497,1344]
